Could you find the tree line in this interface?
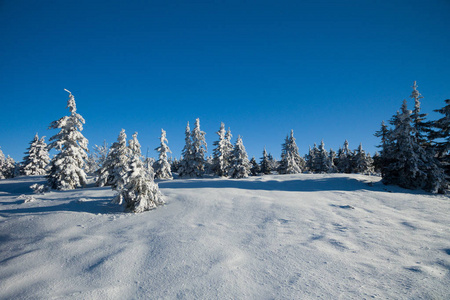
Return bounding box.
[0,82,449,212]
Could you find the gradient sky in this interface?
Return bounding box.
[1,0,449,162]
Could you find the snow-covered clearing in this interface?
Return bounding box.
[0,174,449,299]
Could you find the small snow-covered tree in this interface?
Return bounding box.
[279,130,303,174]
[305,144,316,172]
[229,136,251,178]
[178,122,195,177]
[250,157,260,176]
[0,148,5,179]
[22,134,50,176]
[113,132,164,212]
[2,156,17,179]
[336,140,353,173]
[314,140,331,173]
[96,129,129,188]
[154,129,172,179]
[191,118,207,177]
[47,90,89,190]
[260,147,272,175]
[212,122,231,177]
[93,141,109,170]
[352,143,374,174]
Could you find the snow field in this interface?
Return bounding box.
[0,174,449,299]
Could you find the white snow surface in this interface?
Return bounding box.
[0,174,449,299]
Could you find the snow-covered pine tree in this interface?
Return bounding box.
[314,140,331,173]
[410,81,431,148]
[92,141,109,171]
[113,132,164,212]
[279,130,303,174]
[154,129,173,180]
[212,122,231,177]
[2,156,17,179]
[178,122,195,177]
[250,156,260,176]
[328,148,337,173]
[429,99,450,176]
[224,128,234,174]
[382,100,446,193]
[336,140,353,173]
[0,148,5,179]
[47,90,89,190]
[352,143,374,174]
[228,135,251,178]
[96,129,129,188]
[260,147,272,175]
[22,134,50,176]
[191,118,207,177]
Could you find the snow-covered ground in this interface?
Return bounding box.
[0,174,449,299]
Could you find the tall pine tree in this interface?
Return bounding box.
[47,90,89,190]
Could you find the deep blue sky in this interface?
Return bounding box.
[1,0,449,162]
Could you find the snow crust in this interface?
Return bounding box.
[0,174,449,299]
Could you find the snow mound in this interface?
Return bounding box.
[0,174,449,299]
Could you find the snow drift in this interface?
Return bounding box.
[0,174,449,299]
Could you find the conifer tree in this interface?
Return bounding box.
[22,134,50,176]
[382,100,446,193]
[328,148,337,173]
[0,148,5,179]
[410,81,430,148]
[250,157,260,176]
[212,122,231,177]
[97,129,129,188]
[113,132,164,212]
[336,140,353,173]
[305,144,318,172]
[260,147,272,175]
[191,118,207,177]
[314,140,331,173]
[178,122,195,177]
[352,143,374,174]
[47,90,89,190]
[279,130,303,174]
[228,136,251,178]
[429,99,450,175]
[2,156,17,179]
[154,129,173,179]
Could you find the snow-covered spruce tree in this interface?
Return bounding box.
[305,145,316,172]
[373,121,391,176]
[250,156,260,176]
[191,118,207,177]
[314,140,331,173]
[336,140,353,173]
[352,143,374,174]
[2,156,17,179]
[113,132,164,212]
[22,134,50,176]
[260,147,272,175]
[96,129,129,188]
[154,129,172,180]
[382,100,446,193]
[178,122,195,177]
[212,122,232,177]
[229,135,251,178]
[0,148,5,179]
[410,81,431,148]
[429,99,450,175]
[328,148,337,173]
[279,130,303,174]
[92,141,109,171]
[47,90,89,190]
[224,128,234,173]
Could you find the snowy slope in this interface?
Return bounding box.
[0,174,449,299]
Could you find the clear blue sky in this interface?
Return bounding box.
[1,0,449,162]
